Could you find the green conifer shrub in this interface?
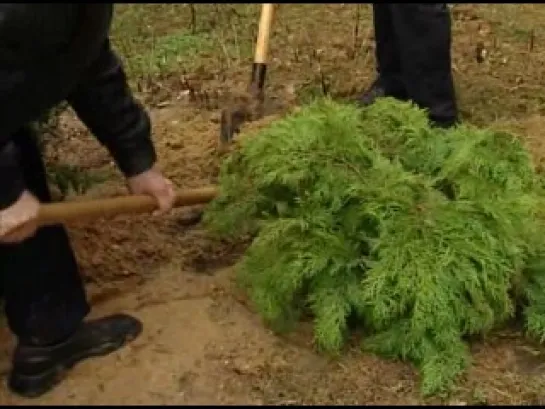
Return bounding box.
[203,97,545,396]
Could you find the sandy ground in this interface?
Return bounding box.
[2,3,545,405]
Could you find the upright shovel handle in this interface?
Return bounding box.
[254,4,275,64]
[37,186,219,227]
[250,4,275,97]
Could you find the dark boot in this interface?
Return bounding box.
[357,77,408,107]
[431,116,458,129]
[8,313,143,398]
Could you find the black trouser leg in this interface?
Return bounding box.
[389,3,458,124]
[0,127,90,346]
[372,3,405,94]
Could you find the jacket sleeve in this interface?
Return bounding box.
[67,39,157,178]
[0,140,25,209]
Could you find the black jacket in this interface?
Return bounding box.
[0,4,157,209]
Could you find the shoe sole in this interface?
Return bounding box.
[8,325,142,399]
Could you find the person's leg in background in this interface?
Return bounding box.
[390,3,458,127]
[0,127,142,398]
[358,4,408,105]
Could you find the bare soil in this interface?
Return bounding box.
[2,4,545,405]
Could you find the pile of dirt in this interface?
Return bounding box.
[44,103,231,298]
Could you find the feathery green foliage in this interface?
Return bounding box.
[204,97,545,396]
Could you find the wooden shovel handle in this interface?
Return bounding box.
[37,186,219,227]
[254,4,275,64]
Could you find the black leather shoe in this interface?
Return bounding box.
[8,313,143,398]
[356,78,407,107]
[430,116,458,129]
